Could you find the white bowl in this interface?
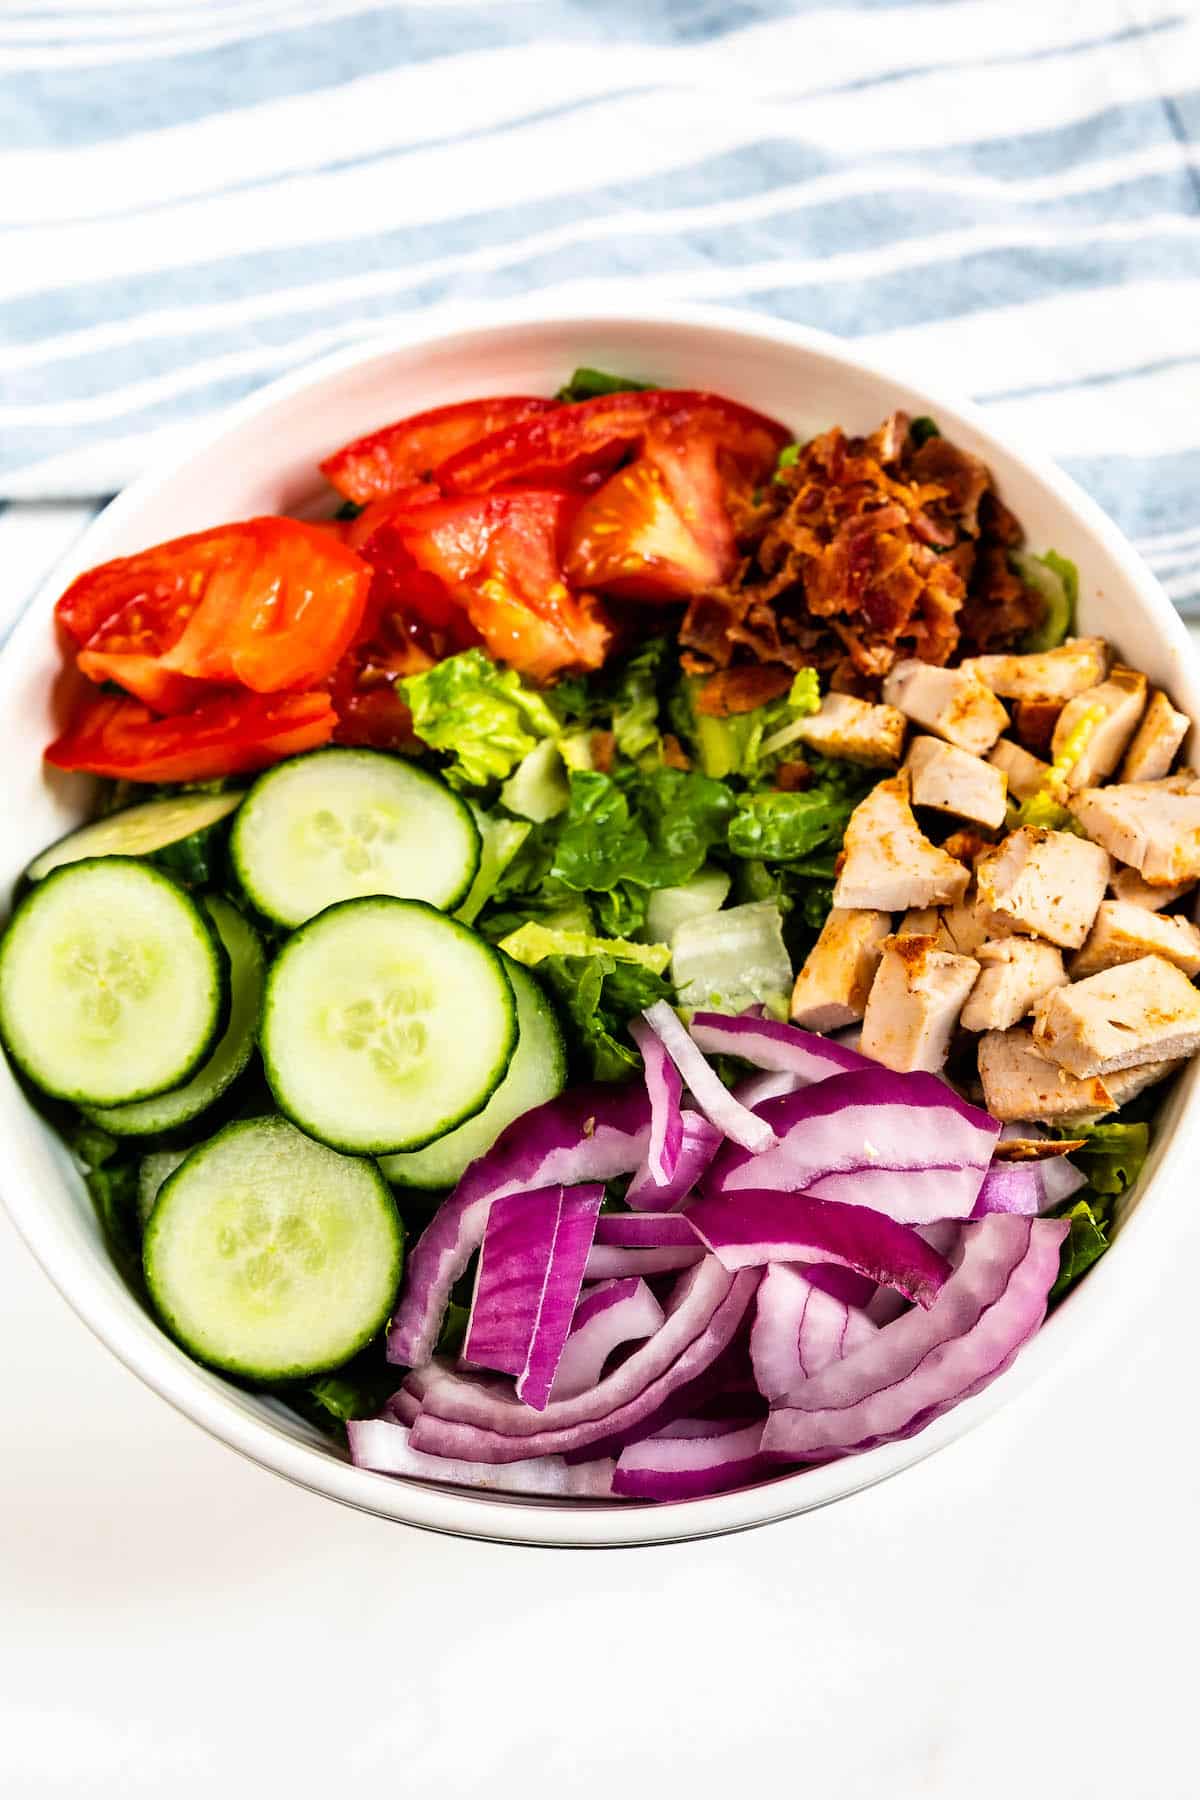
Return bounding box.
[2,303,1196,1548]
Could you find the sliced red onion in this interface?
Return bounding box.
[762,1214,1069,1461]
[750,1263,879,1400]
[463,1183,602,1410]
[801,1264,877,1308]
[388,1084,651,1367]
[689,1012,873,1082]
[593,1212,700,1247]
[1039,1156,1088,1208]
[732,1070,803,1110]
[625,1109,722,1210]
[584,1243,705,1279]
[563,1326,760,1463]
[550,1277,665,1402]
[611,1415,774,1501]
[348,1418,616,1498]
[641,1000,777,1154]
[708,1069,1000,1225]
[408,1262,760,1462]
[686,1186,951,1307]
[630,1016,684,1185]
[970,1163,1041,1218]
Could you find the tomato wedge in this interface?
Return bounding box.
[65,520,370,710]
[435,388,788,497]
[46,688,335,783]
[356,489,611,683]
[564,432,734,600]
[320,396,559,505]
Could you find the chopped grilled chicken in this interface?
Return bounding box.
[1101,1057,1186,1108]
[1071,773,1200,886]
[1119,688,1189,782]
[1108,866,1195,912]
[832,771,970,911]
[906,736,1008,828]
[1032,954,1200,1077]
[988,737,1050,802]
[1069,900,1200,979]
[1052,665,1147,790]
[881,659,1009,755]
[963,636,1109,701]
[789,907,891,1032]
[992,1135,1086,1162]
[941,828,991,866]
[859,934,979,1073]
[941,888,991,956]
[960,937,1068,1032]
[789,691,907,768]
[897,906,951,946]
[976,826,1110,949]
[977,1027,1115,1124]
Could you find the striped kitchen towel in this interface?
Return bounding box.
[1,0,1200,621]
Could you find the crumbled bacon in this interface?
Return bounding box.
[681,412,1045,695]
[695,664,794,716]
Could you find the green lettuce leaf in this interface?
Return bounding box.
[669,670,820,782]
[497,919,670,974]
[399,649,560,788]
[550,767,734,896]
[534,950,671,1082]
[1049,1199,1111,1303]
[555,367,654,403]
[728,787,854,861]
[1060,1120,1150,1197]
[611,638,668,763]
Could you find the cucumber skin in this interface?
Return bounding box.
[230,747,483,929]
[82,896,265,1140]
[0,858,232,1109]
[143,1115,405,1382]
[259,895,518,1156]
[21,792,244,893]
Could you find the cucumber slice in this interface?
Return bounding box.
[380,958,565,1190]
[230,748,480,929]
[0,859,228,1106]
[85,896,265,1138]
[138,1148,188,1227]
[260,897,517,1154]
[23,791,243,887]
[143,1115,403,1380]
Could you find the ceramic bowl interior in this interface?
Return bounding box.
[2,305,1196,1547]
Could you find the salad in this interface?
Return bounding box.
[4,368,1197,1505]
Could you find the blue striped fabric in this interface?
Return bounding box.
[3,0,1200,607]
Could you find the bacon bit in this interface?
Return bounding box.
[774,759,812,792]
[661,732,692,770]
[993,1137,1087,1163]
[590,728,616,773]
[679,413,1045,696]
[942,828,991,865]
[695,664,794,716]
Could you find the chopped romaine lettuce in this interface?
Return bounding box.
[643,867,731,946]
[550,767,734,897]
[669,670,819,782]
[399,649,560,788]
[555,367,654,403]
[456,810,532,925]
[671,900,792,1018]
[728,787,854,861]
[909,416,940,447]
[498,920,671,975]
[773,442,801,481]
[500,738,570,822]
[1060,1120,1150,1198]
[1017,549,1078,652]
[1049,1199,1110,1303]
[533,947,672,1082]
[611,638,668,763]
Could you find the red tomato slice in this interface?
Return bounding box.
[435,388,788,497]
[360,489,611,683]
[69,520,370,709]
[320,397,559,505]
[45,688,335,783]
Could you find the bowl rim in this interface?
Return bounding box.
[2,297,1196,1548]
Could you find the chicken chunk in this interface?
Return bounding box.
[976,826,1110,949]
[1052,665,1147,791]
[1069,900,1200,979]
[1119,688,1189,782]
[1071,775,1200,887]
[1032,954,1200,1076]
[941,889,991,956]
[896,907,952,948]
[1109,866,1195,912]
[988,737,1049,802]
[1101,1058,1186,1108]
[789,691,906,768]
[832,772,970,911]
[789,907,891,1032]
[963,636,1109,701]
[859,934,979,1073]
[960,938,1068,1032]
[977,1027,1115,1124]
[906,736,1008,829]
[882,659,1009,755]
